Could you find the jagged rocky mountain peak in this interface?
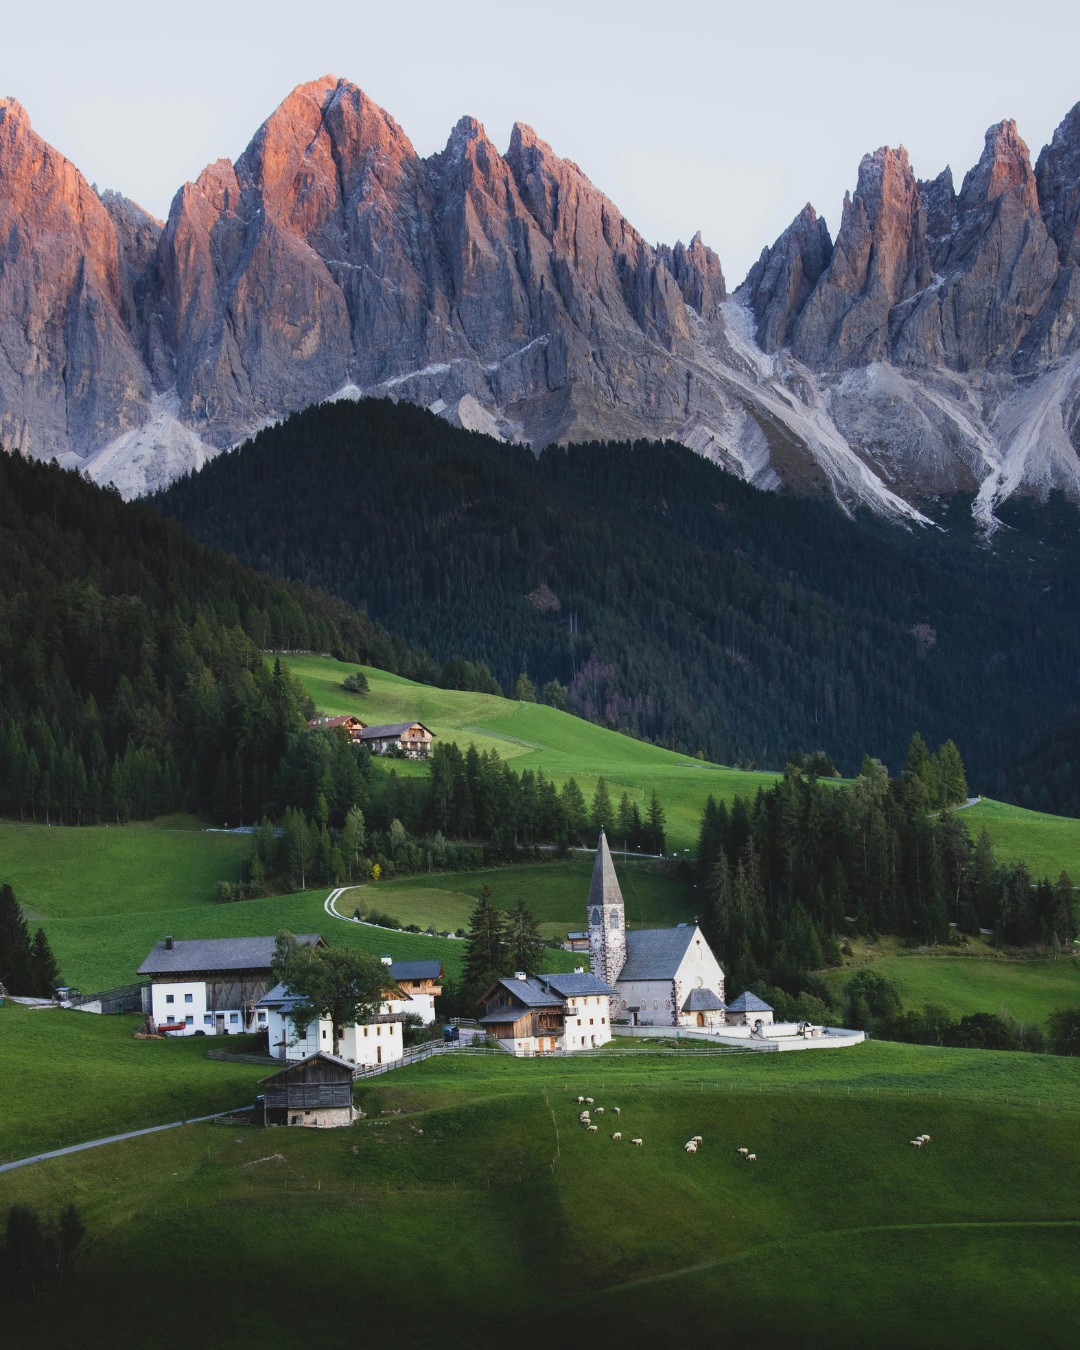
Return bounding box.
[4,79,1080,523]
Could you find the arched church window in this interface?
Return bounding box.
[609,909,620,930]
[591,908,601,925]
[696,976,704,988]
[652,1000,659,1011]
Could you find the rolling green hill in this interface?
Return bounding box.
[2,1034,1078,1348]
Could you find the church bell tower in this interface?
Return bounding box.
[587,830,627,986]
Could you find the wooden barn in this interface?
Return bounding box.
[261,1052,357,1129]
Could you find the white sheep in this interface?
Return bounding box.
[585,1097,594,1105]
[576,1096,585,1104]
[587,1124,598,1133]
[612,1107,620,1115]
[737,1148,749,1157]
[684,1141,698,1153]
[631,1137,643,1146]
[910,1139,923,1148]
[612,1132,622,1141]
[692,1135,702,1143]
[746,1154,757,1162]
[594,1106,604,1116]
[579,1112,591,1124]
[920,1134,931,1143]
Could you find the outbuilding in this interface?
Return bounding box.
[261,1052,357,1128]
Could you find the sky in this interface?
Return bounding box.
[3,0,1079,284]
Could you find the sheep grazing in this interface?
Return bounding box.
[612,1132,622,1141]
[684,1141,698,1153]
[576,1096,585,1104]
[909,1139,923,1148]
[579,1112,591,1124]
[594,1106,604,1116]
[692,1135,703,1144]
[737,1148,749,1157]
[920,1134,931,1143]
[746,1154,757,1162]
[587,1124,598,1133]
[612,1107,620,1116]
[631,1137,643,1146]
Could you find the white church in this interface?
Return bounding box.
[587,831,771,1031]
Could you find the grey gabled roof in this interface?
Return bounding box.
[541,972,617,998]
[260,1051,356,1084]
[390,960,443,982]
[682,987,726,1012]
[360,722,434,740]
[479,1009,527,1025]
[616,927,698,981]
[499,977,563,1008]
[256,981,305,1011]
[138,935,322,977]
[588,830,625,915]
[726,990,774,1012]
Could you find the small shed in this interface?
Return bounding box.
[261,1052,357,1129]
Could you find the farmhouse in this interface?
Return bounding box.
[257,981,404,1067]
[306,714,366,739]
[587,832,727,1027]
[360,722,434,758]
[382,957,443,1024]
[479,970,617,1056]
[261,1052,357,1128]
[137,934,325,1036]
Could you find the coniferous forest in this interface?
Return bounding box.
[153,398,1080,803]
[0,450,442,823]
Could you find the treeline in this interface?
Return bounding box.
[0,884,61,997]
[696,736,1077,999]
[228,728,666,896]
[153,396,1080,797]
[0,450,497,825]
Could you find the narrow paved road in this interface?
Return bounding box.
[0,1105,253,1175]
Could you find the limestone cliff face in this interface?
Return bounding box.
[4,79,1080,524]
[0,98,151,460]
[736,204,832,352]
[792,147,931,368]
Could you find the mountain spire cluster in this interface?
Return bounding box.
[2,77,1080,521]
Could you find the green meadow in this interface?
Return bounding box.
[962,796,1080,880]
[823,939,1080,1028]
[280,652,782,850]
[1,1030,1078,1348]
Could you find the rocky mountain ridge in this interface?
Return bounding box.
[2,77,1079,522]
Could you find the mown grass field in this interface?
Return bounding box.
[0,816,249,920]
[962,797,1080,880]
[1,1039,1078,1348]
[281,652,782,850]
[822,939,1080,1028]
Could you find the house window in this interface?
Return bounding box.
[322,1029,327,1039]
[165,994,174,1004]
[589,1018,594,1026]
[229,1013,239,1024]
[203,1014,213,1025]
[258,1011,266,1023]
[609,910,620,930]
[653,1000,659,1011]
[184,993,193,1003]
[601,1017,606,1025]
[185,1016,193,1026]
[364,1027,368,1037]
[577,1018,582,1027]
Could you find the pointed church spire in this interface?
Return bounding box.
[588,830,627,986]
[588,828,625,910]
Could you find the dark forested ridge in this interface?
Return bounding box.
[153,398,1080,798]
[0,450,432,822]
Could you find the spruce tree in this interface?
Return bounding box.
[506,901,546,976]
[590,777,614,837]
[29,929,60,998]
[462,885,510,1004]
[0,884,32,995]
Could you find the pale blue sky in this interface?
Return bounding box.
[4,0,1078,283]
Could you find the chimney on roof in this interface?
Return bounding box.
[164,936,174,950]
[515,971,527,981]
[381,954,392,966]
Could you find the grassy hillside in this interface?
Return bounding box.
[823,939,1080,1027]
[0,817,249,920]
[1,1042,1078,1347]
[283,652,797,849]
[962,797,1080,880]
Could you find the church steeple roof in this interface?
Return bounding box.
[588,830,624,911]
